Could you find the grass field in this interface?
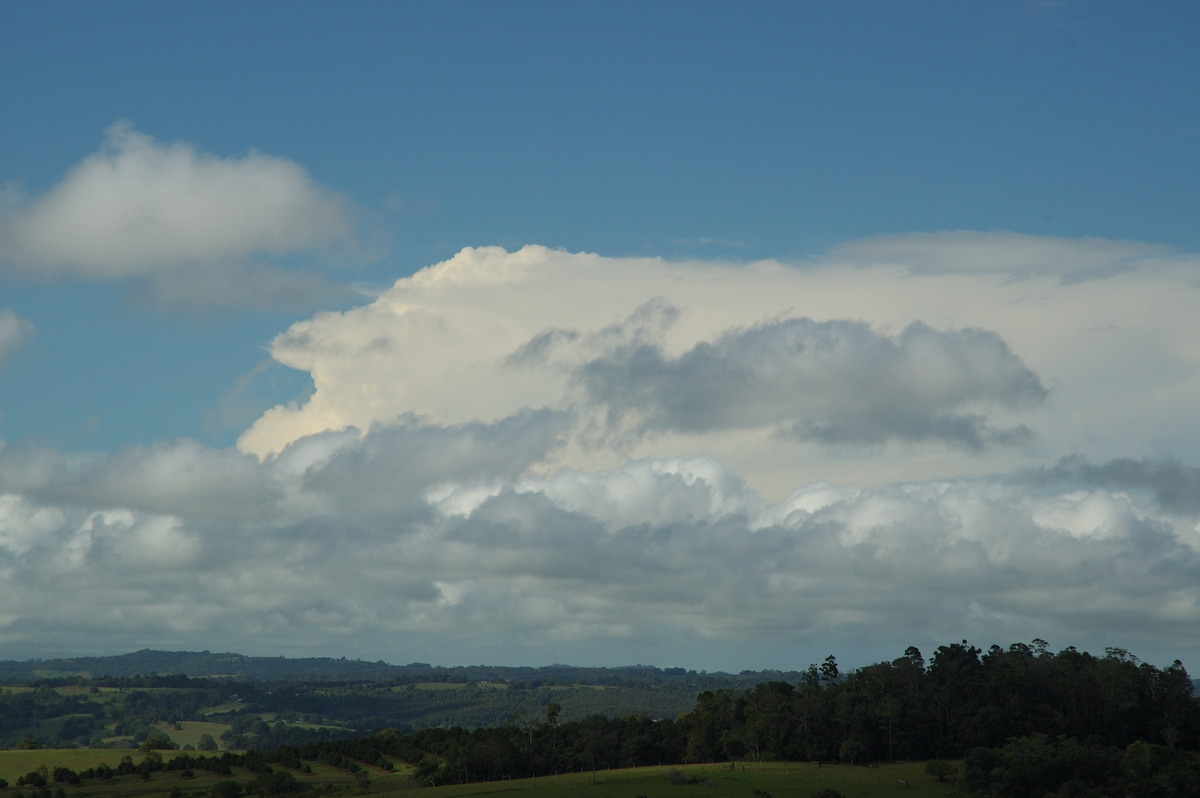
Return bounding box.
[0,751,961,798]
[151,721,230,749]
[0,748,127,782]
[390,761,961,798]
[0,748,416,795]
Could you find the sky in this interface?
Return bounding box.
[1,0,1199,674]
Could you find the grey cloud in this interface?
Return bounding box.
[505,328,580,367]
[0,440,279,522]
[2,409,1197,669]
[290,408,573,518]
[1022,455,1200,513]
[412,464,1200,658]
[573,317,1046,449]
[507,299,680,369]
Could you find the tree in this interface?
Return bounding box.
[140,732,176,751]
[412,756,443,787]
[197,733,219,751]
[924,759,957,782]
[210,780,243,798]
[820,656,840,685]
[252,769,299,796]
[838,738,866,765]
[545,701,562,754]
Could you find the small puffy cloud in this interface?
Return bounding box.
[0,122,357,310]
[0,309,33,364]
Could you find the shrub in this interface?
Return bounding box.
[925,759,958,782]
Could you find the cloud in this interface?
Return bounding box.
[0,309,33,364]
[1024,456,1200,514]
[831,231,1182,282]
[237,236,1200,496]
[568,316,1045,449]
[1,426,1198,668]
[238,244,1057,464]
[4,234,1200,669]
[0,122,357,310]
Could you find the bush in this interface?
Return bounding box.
[666,769,712,786]
[210,780,243,798]
[925,759,957,782]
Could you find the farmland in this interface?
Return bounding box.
[0,750,954,798]
[1,645,1198,797]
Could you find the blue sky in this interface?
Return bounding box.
[1,1,1199,673]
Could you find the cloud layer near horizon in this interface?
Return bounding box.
[2,234,1199,670]
[1,430,1198,669]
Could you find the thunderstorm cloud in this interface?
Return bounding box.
[2,236,1200,670]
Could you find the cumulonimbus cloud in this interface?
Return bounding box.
[237,243,1063,486]
[0,122,357,310]
[4,233,1200,668]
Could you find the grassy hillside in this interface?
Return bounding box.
[409,762,958,798]
[0,751,956,798]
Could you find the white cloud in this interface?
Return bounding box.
[239,236,1200,496]
[0,122,357,310]
[0,309,33,364]
[3,233,1200,670]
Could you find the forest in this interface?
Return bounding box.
[1,641,1198,797]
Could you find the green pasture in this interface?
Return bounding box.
[0,749,409,795]
[389,762,960,798]
[0,751,960,798]
[152,721,230,749]
[0,749,132,782]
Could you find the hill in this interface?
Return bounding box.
[0,649,796,688]
[0,650,807,750]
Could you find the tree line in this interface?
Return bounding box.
[247,640,1195,795]
[4,641,1199,796]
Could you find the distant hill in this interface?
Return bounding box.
[0,648,801,689]
[0,650,815,742]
